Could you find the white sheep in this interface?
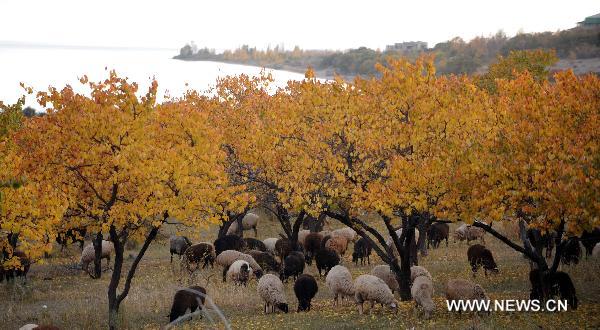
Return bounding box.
[257,274,289,314]
[592,243,600,258]
[410,265,432,283]
[370,265,399,293]
[353,274,398,315]
[445,279,489,308]
[263,238,278,253]
[226,212,260,237]
[80,240,114,272]
[325,265,355,306]
[332,227,357,242]
[215,250,263,281]
[386,228,420,255]
[412,275,435,318]
[227,260,252,286]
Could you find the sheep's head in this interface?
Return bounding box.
[277,302,289,313]
[483,255,499,273]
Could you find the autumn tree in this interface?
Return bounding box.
[6,72,245,329]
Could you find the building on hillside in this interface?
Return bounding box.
[385,41,427,52]
[577,13,600,28]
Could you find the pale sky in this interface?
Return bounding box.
[0,1,598,51]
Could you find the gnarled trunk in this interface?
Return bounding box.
[93,232,103,279]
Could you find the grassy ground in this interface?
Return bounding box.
[1,216,599,330]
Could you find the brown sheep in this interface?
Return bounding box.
[168,286,207,322]
[324,236,348,256]
[182,243,216,273]
[427,223,449,248]
[467,244,498,277]
[304,233,323,265]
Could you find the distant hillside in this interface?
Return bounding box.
[175,27,600,78]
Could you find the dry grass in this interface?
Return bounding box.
[1,218,599,329]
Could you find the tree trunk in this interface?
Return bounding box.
[93,232,103,279]
[416,215,428,257]
[107,226,124,330]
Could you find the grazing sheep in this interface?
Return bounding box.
[275,238,303,261]
[168,286,207,322]
[182,242,216,272]
[0,250,30,282]
[263,238,278,253]
[371,265,399,293]
[280,252,305,282]
[243,237,267,252]
[214,235,246,256]
[427,223,449,248]
[412,275,435,318]
[326,265,355,306]
[227,260,252,286]
[410,265,432,283]
[169,235,192,263]
[580,227,600,257]
[226,212,260,237]
[561,237,581,265]
[445,279,489,313]
[352,237,372,265]
[332,227,357,242]
[467,244,499,276]
[80,240,114,273]
[294,274,318,312]
[247,250,280,273]
[324,235,348,256]
[353,274,398,315]
[593,243,600,258]
[453,224,468,243]
[257,274,289,314]
[466,225,486,244]
[303,232,323,265]
[298,230,311,247]
[529,269,578,309]
[315,248,340,276]
[215,250,263,281]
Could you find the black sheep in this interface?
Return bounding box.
[529,269,578,310]
[427,223,449,249]
[247,250,280,272]
[580,227,600,257]
[183,243,215,272]
[315,248,340,276]
[243,237,267,252]
[467,244,498,277]
[294,274,318,312]
[168,286,207,322]
[0,250,30,283]
[561,237,581,265]
[214,235,246,256]
[303,233,323,265]
[352,237,372,265]
[280,252,305,282]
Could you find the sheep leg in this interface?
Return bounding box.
[253,226,258,237]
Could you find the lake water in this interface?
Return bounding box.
[0,45,307,109]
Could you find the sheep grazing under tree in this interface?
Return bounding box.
[303,232,323,265]
[412,274,435,319]
[247,250,280,273]
[243,237,267,252]
[227,260,252,286]
[80,240,114,274]
[257,274,289,314]
[294,274,318,312]
[467,244,499,277]
[226,212,260,237]
[454,224,486,244]
[445,279,489,314]
[353,274,398,315]
[182,242,216,272]
[323,235,348,256]
[215,250,263,282]
[0,250,30,283]
[326,265,355,306]
[263,238,278,254]
[332,227,357,242]
[280,252,305,282]
[427,223,449,249]
[315,247,340,276]
[529,269,578,309]
[168,286,207,322]
[352,237,372,265]
[214,235,246,256]
[169,235,192,263]
[561,237,581,265]
[371,265,399,293]
[410,266,432,283]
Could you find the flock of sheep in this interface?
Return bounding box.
[8,212,600,329]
